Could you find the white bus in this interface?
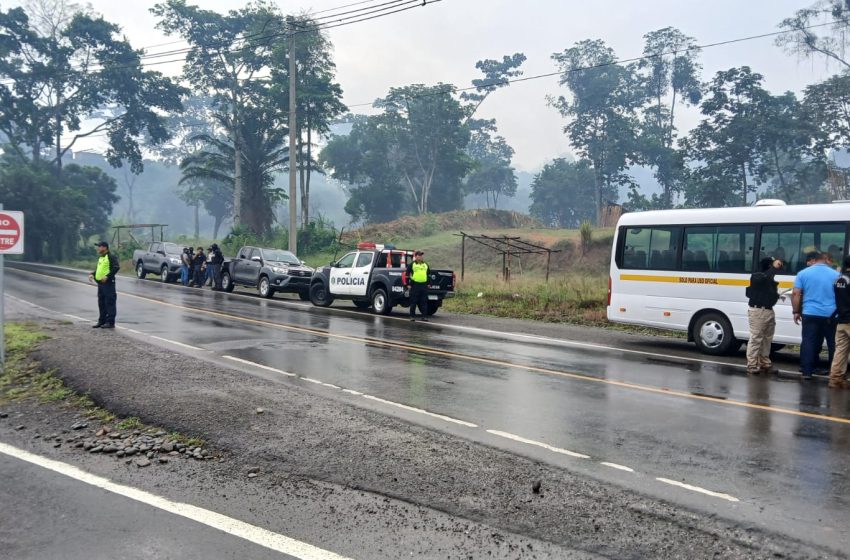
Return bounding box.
[607,201,849,355]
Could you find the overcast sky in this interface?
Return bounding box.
[8,0,839,171]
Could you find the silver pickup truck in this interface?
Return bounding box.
[133,242,184,282]
[221,246,314,299]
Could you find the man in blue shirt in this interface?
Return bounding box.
[792,251,840,379]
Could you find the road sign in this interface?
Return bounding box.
[0,211,24,254]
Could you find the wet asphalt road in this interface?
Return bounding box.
[0,453,294,560]
[5,262,850,551]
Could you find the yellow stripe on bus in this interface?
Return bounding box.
[620,274,795,289]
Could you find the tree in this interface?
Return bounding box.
[153,0,285,227]
[0,156,118,261]
[179,106,287,236]
[636,27,702,208]
[803,72,850,159]
[465,133,517,209]
[270,15,346,230]
[550,40,643,222]
[681,67,772,207]
[0,3,185,173]
[460,52,526,122]
[529,159,596,228]
[777,0,850,70]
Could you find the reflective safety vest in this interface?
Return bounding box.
[95,255,110,281]
[411,262,429,283]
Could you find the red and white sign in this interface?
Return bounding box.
[0,211,24,254]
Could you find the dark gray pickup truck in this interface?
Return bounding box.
[221,246,314,299]
[309,243,455,315]
[133,242,184,282]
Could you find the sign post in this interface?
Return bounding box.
[0,207,25,370]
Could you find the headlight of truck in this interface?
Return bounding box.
[271,266,289,275]
[169,257,180,264]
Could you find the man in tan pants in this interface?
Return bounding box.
[829,256,850,389]
[746,257,783,375]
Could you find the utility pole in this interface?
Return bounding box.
[287,16,298,255]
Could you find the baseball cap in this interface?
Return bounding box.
[414,250,424,256]
[95,241,109,249]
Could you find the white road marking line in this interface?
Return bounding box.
[361,395,478,428]
[656,477,739,502]
[301,377,324,385]
[63,314,88,322]
[222,356,296,377]
[0,442,351,560]
[149,336,202,351]
[124,329,142,334]
[341,389,362,396]
[600,462,635,473]
[486,430,590,459]
[321,383,340,389]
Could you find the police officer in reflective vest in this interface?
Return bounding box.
[406,250,430,322]
[89,241,120,328]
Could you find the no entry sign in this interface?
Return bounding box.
[0,211,24,254]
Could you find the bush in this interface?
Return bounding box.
[579,220,593,255]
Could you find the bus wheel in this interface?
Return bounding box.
[692,312,737,356]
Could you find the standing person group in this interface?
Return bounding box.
[747,250,850,387]
[179,245,224,289]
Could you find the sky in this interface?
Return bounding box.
[6,0,840,172]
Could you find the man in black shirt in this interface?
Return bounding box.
[829,256,850,389]
[746,256,783,375]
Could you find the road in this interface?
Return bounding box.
[3,262,850,556]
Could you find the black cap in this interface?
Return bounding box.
[95,241,109,249]
[759,257,774,272]
[414,250,424,256]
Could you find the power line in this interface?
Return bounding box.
[0,0,443,84]
[345,19,844,109]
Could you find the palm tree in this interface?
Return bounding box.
[180,106,288,236]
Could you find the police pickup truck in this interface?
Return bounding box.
[308,243,455,315]
[221,246,314,299]
[133,242,184,282]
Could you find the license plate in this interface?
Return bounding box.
[428,295,438,300]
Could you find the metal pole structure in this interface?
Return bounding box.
[0,203,5,370]
[546,250,551,283]
[287,16,298,255]
[460,234,465,281]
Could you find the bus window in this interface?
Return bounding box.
[622,227,680,270]
[760,223,846,274]
[683,225,754,273]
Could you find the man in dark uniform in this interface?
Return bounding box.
[745,256,783,374]
[192,247,206,288]
[89,241,120,328]
[209,243,224,291]
[405,250,430,322]
[829,256,850,389]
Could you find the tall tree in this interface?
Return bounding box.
[460,52,526,123]
[529,159,596,228]
[270,15,346,230]
[550,40,643,222]
[0,3,184,172]
[681,67,771,207]
[803,72,850,159]
[777,0,850,69]
[153,0,285,227]
[179,106,287,235]
[636,27,702,208]
[464,133,517,209]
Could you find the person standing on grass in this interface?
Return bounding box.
[89,241,120,329]
[405,250,430,322]
[829,256,850,389]
[746,256,783,375]
[792,251,840,380]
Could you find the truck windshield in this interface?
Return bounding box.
[163,243,181,255]
[262,249,300,264]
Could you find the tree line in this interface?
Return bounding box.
[1,0,849,261]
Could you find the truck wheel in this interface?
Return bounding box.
[353,300,370,310]
[161,265,170,283]
[426,301,440,316]
[298,290,310,301]
[258,276,274,298]
[136,261,146,279]
[371,288,392,315]
[221,271,235,293]
[310,282,334,307]
[692,312,738,356]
